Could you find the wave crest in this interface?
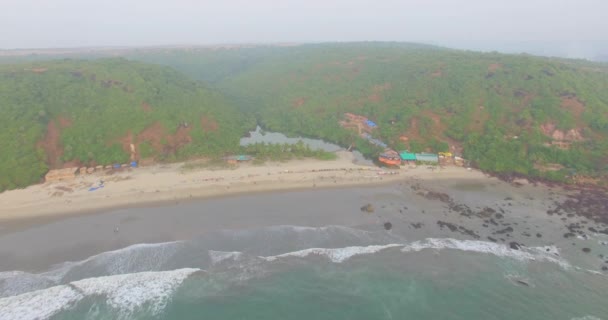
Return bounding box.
[0,268,199,320]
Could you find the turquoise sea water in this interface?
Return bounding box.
[1,226,606,320]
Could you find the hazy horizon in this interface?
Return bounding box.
[2,0,607,59]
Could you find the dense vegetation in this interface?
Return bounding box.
[129,43,608,182]
[241,141,338,163]
[2,43,608,191]
[0,59,251,191]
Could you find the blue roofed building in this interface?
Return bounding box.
[415,153,439,163]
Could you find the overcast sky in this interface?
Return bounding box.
[1,0,606,58]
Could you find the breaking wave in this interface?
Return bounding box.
[0,268,199,320]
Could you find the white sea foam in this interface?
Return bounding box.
[258,238,571,268]
[262,244,403,263]
[209,250,243,264]
[0,241,184,298]
[0,268,199,320]
[401,238,571,269]
[65,241,184,275]
[72,268,198,316]
[0,285,82,320]
[571,316,603,320]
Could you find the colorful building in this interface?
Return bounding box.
[415,153,439,163]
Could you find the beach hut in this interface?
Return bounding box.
[399,151,417,162]
[415,153,439,163]
[45,167,79,182]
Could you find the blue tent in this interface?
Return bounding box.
[365,120,377,127]
[130,161,138,168]
[112,164,121,169]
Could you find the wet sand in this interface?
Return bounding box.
[1,173,607,274]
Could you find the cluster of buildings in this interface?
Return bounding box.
[44,161,138,182]
[340,113,466,167]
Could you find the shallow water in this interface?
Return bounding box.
[1,225,607,320]
[1,181,607,319]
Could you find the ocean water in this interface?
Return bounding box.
[1,225,606,320]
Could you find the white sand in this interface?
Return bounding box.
[0,152,486,221]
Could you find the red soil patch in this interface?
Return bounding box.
[141,102,153,113]
[540,122,584,146]
[30,68,48,74]
[38,121,63,168]
[469,103,489,132]
[368,83,392,103]
[117,131,134,154]
[373,83,392,92]
[135,122,194,157]
[136,122,165,152]
[431,69,443,78]
[368,93,382,103]
[62,159,82,169]
[200,116,219,132]
[560,96,585,118]
[165,126,193,153]
[488,63,503,72]
[292,97,306,108]
[57,116,73,129]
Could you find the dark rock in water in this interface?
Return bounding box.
[361,204,374,213]
[495,213,504,219]
[599,254,604,258]
[403,206,408,210]
[457,225,481,239]
[546,248,551,252]
[487,236,498,242]
[515,279,530,287]
[522,232,531,237]
[588,227,598,233]
[509,242,521,250]
[504,197,513,201]
[582,247,591,253]
[494,227,514,235]
[536,233,542,238]
[424,191,452,203]
[411,222,423,229]
[384,222,393,230]
[563,233,576,238]
[482,224,489,228]
[602,266,608,271]
[437,220,458,232]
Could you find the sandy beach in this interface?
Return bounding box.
[0,151,485,222]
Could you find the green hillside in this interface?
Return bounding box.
[2,43,608,191]
[0,58,250,191]
[131,43,608,182]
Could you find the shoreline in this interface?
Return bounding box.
[0,151,490,223]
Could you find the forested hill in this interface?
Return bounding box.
[2,43,608,190]
[0,59,249,191]
[130,43,608,183]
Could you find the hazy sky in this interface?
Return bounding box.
[1,0,607,58]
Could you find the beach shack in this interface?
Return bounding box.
[45,167,79,182]
[415,153,439,163]
[399,151,417,162]
[224,155,252,164]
